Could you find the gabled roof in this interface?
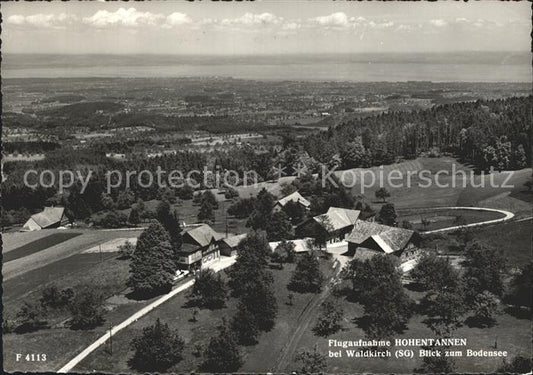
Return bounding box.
[346,220,415,254]
[221,233,247,248]
[276,191,311,208]
[182,224,223,247]
[29,207,65,228]
[178,242,202,255]
[313,207,361,232]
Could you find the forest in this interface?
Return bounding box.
[304,96,531,171]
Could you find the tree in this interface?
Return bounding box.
[341,137,368,169]
[224,187,239,200]
[410,252,461,292]
[200,190,219,210]
[412,253,466,335]
[247,188,275,230]
[283,200,306,224]
[424,289,467,336]
[289,252,324,293]
[497,355,532,374]
[227,231,272,296]
[378,203,397,226]
[187,269,228,309]
[420,217,431,230]
[275,240,296,263]
[69,288,105,330]
[156,201,182,250]
[100,193,115,210]
[266,210,295,241]
[118,240,136,259]
[129,318,185,372]
[177,185,194,200]
[463,241,506,299]
[231,301,259,346]
[128,207,140,225]
[228,198,256,219]
[116,189,135,209]
[295,346,327,373]
[202,320,243,372]
[414,353,455,374]
[375,187,391,203]
[94,210,128,228]
[470,291,499,327]
[313,299,344,336]
[313,215,333,250]
[505,262,532,309]
[239,278,278,331]
[128,221,176,297]
[345,255,412,339]
[40,285,74,309]
[198,198,215,223]
[15,301,48,333]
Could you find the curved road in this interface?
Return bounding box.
[422,206,514,234]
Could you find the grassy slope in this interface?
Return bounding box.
[3,228,143,281]
[421,219,532,268]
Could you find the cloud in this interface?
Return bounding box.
[429,19,448,27]
[165,12,192,26]
[282,21,301,31]
[7,13,78,29]
[83,8,164,28]
[310,12,350,28]
[221,12,284,27]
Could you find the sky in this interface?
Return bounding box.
[2,1,531,55]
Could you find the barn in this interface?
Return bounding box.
[273,191,311,213]
[22,207,69,231]
[296,207,361,244]
[345,220,420,262]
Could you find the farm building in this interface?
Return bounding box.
[296,207,361,244]
[273,191,311,213]
[219,233,247,256]
[178,224,224,270]
[345,220,420,262]
[22,207,69,231]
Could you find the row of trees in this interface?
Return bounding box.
[7,285,105,334]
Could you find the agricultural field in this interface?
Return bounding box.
[3,228,143,281]
[3,232,82,262]
[73,255,336,373]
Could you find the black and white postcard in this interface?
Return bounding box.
[1,1,532,374]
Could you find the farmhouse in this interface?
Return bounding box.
[296,207,361,244]
[345,220,420,262]
[273,191,311,213]
[219,233,247,256]
[177,224,224,270]
[22,206,69,231]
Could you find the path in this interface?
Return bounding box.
[57,256,236,373]
[423,206,514,234]
[273,260,341,373]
